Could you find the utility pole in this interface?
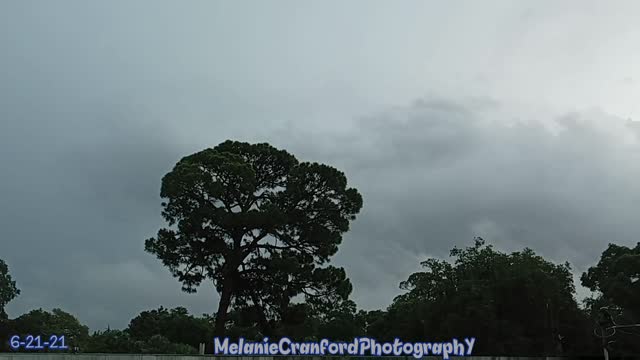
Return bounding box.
[595,306,640,360]
[596,307,613,360]
[600,334,610,360]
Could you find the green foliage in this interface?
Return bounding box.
[581,242,640,356]
[127,306,211,348]
[581,242,640,319]
[0,258,20,351]
[85,330,197,354]
[355,309,387,339]
[10,308,90,350]
[139,334,197,354]
[315,299,365,341]
[145,140,363,335]
[0,259,19,319]
[85,306,210,354]
[8,238,640,357]
[84,329,140,353]
[379,238,596,356]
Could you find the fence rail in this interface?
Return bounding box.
[0,355,605,360]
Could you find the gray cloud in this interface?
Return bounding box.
[277,99,640,309]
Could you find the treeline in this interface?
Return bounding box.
[1,141,639,356]
[2,238,639,356]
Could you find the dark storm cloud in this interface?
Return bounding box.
[1,92,197,326]
[0,0,305,329]
[276,98,640,309]
[0,69,268,328]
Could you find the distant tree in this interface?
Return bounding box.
[581,242,640,319]
[355,309,389,340]
[273,303,320,340]
[11,308,90,350]
[581,242,640,356]
[139,334,197,354]
[145,140,362,336]
[315,299,365,341]
[0,259,19,319]
[127,306,211,348]
[225,307,265,341]
[85,329,197,354]
[226,302,319,341]
[85,329,141,353]
[0,259,19,351]
[385,238,596,356]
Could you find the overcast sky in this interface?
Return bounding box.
[3,0,640,330]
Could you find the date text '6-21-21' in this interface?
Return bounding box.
[9,335,68,350]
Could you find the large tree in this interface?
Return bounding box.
[11,308,90,350]
[0,259,20,351]
[145,140,362,336]
[581,242,640,356]
[0,258,19,320]
[581,242,640,320]
[380,238,595,356]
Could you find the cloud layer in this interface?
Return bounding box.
[275,99,640,310]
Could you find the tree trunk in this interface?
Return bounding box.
[215,243,243,337]
[251,294,272,337]
[214,279,233,337]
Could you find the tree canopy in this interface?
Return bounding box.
[145,140,363,335]
[8,238,640,356]
[127,306,211,349]
[10,308,90,349]
[581,242,640,319]
[365,238,597,356]
[0,259,19,320]
[581,242,640,356]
